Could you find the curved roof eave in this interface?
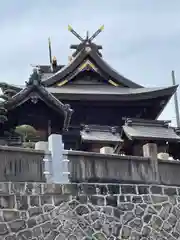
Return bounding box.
[42,48,143,88]
[46,85,178,101]
[5,84,73,116]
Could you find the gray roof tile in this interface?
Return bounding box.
[81,130,122,143]
[80,125,122,143]
[122,125,180,142]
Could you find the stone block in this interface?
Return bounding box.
[121,225,131,238]
[62,184,78,195]
[53,194,70,206]
[106,196,117,207]
[121,185,137,194]
[89,196,105,206]
[30,196,40,206]
[3,210,20,222]
[76,195,87,204]
[118,195,125,202]
[135,206,144,217]
[75,205,90,216]
[142,226,151,237]
[0,223,9,235]
[164,187,177,196]
[143,214,152,224]
[8,220,26,232]
[40,195,53,205]
[79,184,96,195]
[132,196,143,203]
[113,208,123,219]
[138,185,149,194]
[95,184,108,195]
[107,184,119,194]
[118,203,134,211]
[27,218,37,228]
[16,196,29,210]
[150,185,162,194]
[0,196,15,209]
[28,207,43,217]
[151,195,168,204]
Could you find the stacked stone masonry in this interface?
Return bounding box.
[0,183,180,239]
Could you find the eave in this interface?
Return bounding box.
[1,84,177,101]
[47,85,178,101]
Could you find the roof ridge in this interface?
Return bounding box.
[42,47,143,88]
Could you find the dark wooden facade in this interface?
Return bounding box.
[0,27,178,150]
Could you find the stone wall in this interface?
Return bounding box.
[0,182,180,239]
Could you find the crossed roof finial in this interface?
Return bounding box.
[68,25,104,43]
[68,25,104,57]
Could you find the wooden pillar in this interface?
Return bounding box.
[143,143,159,183]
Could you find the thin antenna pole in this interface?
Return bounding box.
[172,70,180,128]
[48,38,52,65]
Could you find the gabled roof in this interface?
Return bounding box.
[4,69,73,131]
[43,47,143,88]
[121,118,180,142]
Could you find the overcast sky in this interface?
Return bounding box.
[0,0,180,125]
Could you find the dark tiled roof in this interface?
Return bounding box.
[80,125,122,143]
[43,47,143,88]
[122,118,180,142]
[4,81,73,131]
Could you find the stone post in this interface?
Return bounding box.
[48,134,70,183]
[143,143,159,183]
[35,141,52,183]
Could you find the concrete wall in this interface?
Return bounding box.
[1,146,180,186]
[0,146,45,182]
[68,151,180,186]
[0,182,180,239]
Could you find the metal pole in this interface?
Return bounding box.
[171,70,180,128]
[48,38,52,65]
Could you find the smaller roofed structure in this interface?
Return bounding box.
[81,125,122,144]
[115,118,180,156]
[122,118,180,142]
[80,124,122,152]
[1,68,73,134]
